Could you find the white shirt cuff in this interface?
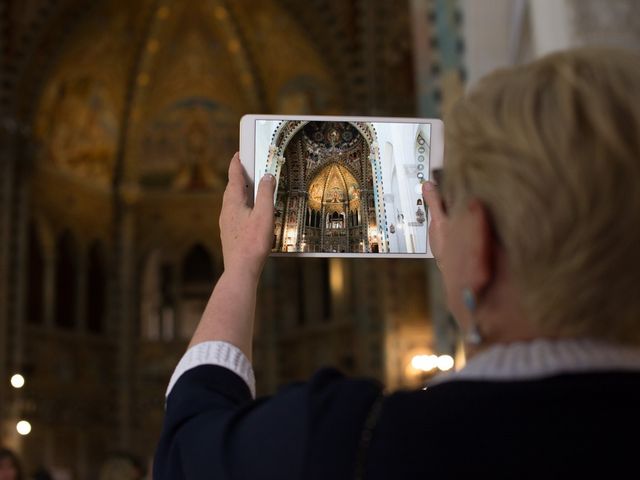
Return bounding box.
[166,341,256,399]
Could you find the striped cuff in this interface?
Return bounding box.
[166,341,256,399]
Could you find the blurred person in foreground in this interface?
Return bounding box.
[99,453,145,480]
[30,468,53,480]
[153,47,640,479]
[0,449,22,480]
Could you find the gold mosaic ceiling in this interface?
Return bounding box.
[307,163,360,213]
[33,0,341,190]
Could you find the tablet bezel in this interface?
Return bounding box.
[239,114,443,259]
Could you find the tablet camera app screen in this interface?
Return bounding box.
[255,120,431,254]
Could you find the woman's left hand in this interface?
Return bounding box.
[422,180,447,270]
[219,153,275,280]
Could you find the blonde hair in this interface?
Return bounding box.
[444,47,640,344]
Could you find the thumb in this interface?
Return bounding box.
[253,173,276,223]
[422,181,446,222]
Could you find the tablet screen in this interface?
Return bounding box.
[254,119,433,255]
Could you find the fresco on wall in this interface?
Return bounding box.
[36,76,118,184]
[139,97,235,190]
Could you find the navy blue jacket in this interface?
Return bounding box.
[154,366,640,479]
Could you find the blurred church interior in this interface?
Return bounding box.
[1,0,638,477]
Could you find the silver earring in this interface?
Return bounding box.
[462,287,483,345]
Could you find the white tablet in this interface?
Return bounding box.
[239,114,444,258]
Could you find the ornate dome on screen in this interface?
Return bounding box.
[307,163,360,213]
[302,122,360,150]
[33,0,341,190]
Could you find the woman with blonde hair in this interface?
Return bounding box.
[153,47,640,479]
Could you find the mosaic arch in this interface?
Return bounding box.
[265,121,390,253]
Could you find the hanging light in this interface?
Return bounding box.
[411,354,438,372]
[10,374,25,389]
[410,354,455,373]
[437,355,455,371]
[16,420,31,436]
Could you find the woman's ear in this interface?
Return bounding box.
[463,199,496,294]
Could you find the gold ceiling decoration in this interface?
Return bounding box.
[307,163,360,213]
[33,0,339,190]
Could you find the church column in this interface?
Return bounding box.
[273,154,285,195]
[75,247,88,334]
[353,260,386,379]
[368,151,383,252]
[76,429,88,480]
[174,260,184,341]
[265,145,277,174]
[112,184,139,449]
[295,194,307,252]
[2,129,32,452]
[320,205,326,252]
[359,195,367,253]
[0,121,34,447]
[12,160,29,379]
[0,132,15,443]
[258,259,279,393]
[356,0,381,113]
[343,201,349,250]
[43,247,56,330]
[277,192,287,252]
[110,0,159,447]
[410,0,464,360]
[0,1,10,440]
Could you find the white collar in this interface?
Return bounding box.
[429,338,640,386]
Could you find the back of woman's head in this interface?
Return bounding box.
[444,47,640,344]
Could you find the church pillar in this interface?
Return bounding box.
[10,177,28,455]
[266,145,276,171]
[112,186,139,449]
[43,425,54,469]
[0,0,11,441]
[0,122,33,446]
[356,0,379,113]
[295,193,307,251]
[0,133,15,443]
[174,260,184,341]
[75,247,88,334]
[320,205,326,252]
[369,151,384,252]
[258,259,279,394]
[359,192,369,252]
[353,260,386,379]
[76,428,88,480]
[283,196,298,252]
[273,154,285,194]
[343,202,349,250]
[43,249,56,330]
[277,192,288,251]
[410,0,464,360]
[11,164,29,377]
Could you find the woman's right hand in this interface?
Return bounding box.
[188,153,275,354]
[219,153,275,280]
[422,181,447,269]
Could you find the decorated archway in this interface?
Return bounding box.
[266,120,389,253]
